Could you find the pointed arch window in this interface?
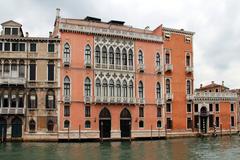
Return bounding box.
[115,47,121,65]
[11,60,17,78]
[29,119,36,132]
[187,80,191,95]
[186,53,191,67]
[109,79,114,97]
[156,82,161,99]
[85,77,91,96]
[138,81,144,98]
[46,90,55,109]
[28,89,37,108]
[165,51,170,64]
[166,79,171,94]
[109,47,114,65]
[128,49,133,67]
[102,46,107,64]
[96,78,101,96]
[138,50,143,64]
[156,53,160,67]
[129,80,133,98]
[122,48,127,66]
[19,60,25,78]
[103,79,108,97]
[122,80,127,97]
[64,76,70,97]
[116,80,121,97]
[85,44,91,65]
[63,43,70,63]
[95,45,100,64]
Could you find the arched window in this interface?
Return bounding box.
[156,53,160,67]
[102,79,108,97]
[3,60,10,76]
[138,50,143,64]
[85,120,91,128]
[95,45,100,64]
[109,79,114,97]
[128,49,133,67]
[165,51,170,64]
[129,80,133,97]
[157,120,162,128]
[156,82,161,99]
[186,53,191,66]
[29,119,36,132]
[85,44,91,64]
[63,43,70,63]
[102,46,107,64]
[166,79,171,94]
[187,80,191,95]
[84,77,91,97]
[139,120,144,128]
[122,48,127,66]
[116,80,121,97]
[109,47,114,65]
[138,81,143,98]
[64,120,70,128]
[11,60,17,77]
[19,60,25,78]
[47,120,54,132]
[18,90,24,108]
[46,90,55,109]
[115,47,121,66]
[28,89,37,108]
[64,76,70,96]
[96,78,101,96]
[11,90,16,108]
[122,80,127,97]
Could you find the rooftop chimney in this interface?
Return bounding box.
[222,81,224,86]
[56,8,60,18]
[200,84,203,88]
[211,81,214,84]
[49,31,52,38]
[25,32,29,37]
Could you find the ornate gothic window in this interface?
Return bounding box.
[109,79,114,97]
[102,79,108,97]
[96,78,101,96]
[95,45,100,64]
[138,50,143,64]
[122,80,127,97]
[85,44,91,64]
[46,90,55,109]
[156,82,161,99]
[28,89,37,108]
[102,46,107,64]
[156,53,160,67]
[109,47,114,65]
[166,79,171,94]
[84,77,91,96]
[128,49,133,67]
[138,81,143,98]
[64,76,70,97]
[115,47,121,66]
[122,48,127,66]
[187,80,191,95]
[129,80,133,97]
[63,43,70,63]
[116,80,121,97]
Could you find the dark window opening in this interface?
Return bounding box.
[166,103,171,112]
[30,43,36,52]
[64,106,70,117]
[85,106,91,117]
[166,118,172,129]
[48,43,55,52]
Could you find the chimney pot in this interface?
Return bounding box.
[56,8,60,18]
[211,81,214,84]
[200,84,203,88]
[25,32,29,37]
[49,31,52,38]
[222,81,224,86]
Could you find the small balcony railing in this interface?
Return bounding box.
[0,77,26,85]
[186,94,194,101]
[166,93,173,101]
[84,96,92,104]
[185,66,193,73]
[155,65,163,74]
[137,64,145,72]
[165,64,173,72]
[94,96,136,104]
[156,98,164,105]
[84,61,92,68]
[64,95,71,104]
[137,98,145,105]
[0,107,25,115]
[63,58,70,67]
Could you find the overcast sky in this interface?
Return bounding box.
[1,0,240,89]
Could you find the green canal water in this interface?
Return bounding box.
[0,136,240,160]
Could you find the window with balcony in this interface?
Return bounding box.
[138,50,143,64]
[96,78,101,96]
[122,48,127,66]
[156,53,160,67]
[95,45,100,64]
[109,47,114,66]
[122,80,127,97]
[11,60,17,78]
[28,89,37,109]
[63,43,70,65]
[85,120,91,128]
[166,79,171,94]
[109,79,114,97]
[102,46,107,65]
[46,90,55,109]
[157,120,162,128]
[128,49,133,67]
[64,105,70,117]
[84,77,91,97]
[29,61,36,81]
[138,81,144,98]
[85,44,91,66]
[48,43,55,53]
[30,43,36,52]
[3,94,8,107]
[116,80,121,97]
[0,63,2,77]
[48,61,54,81]
[186,80,191,95]
[157,107,162,117]
[19,60,25,78]
[18,93,24,108]
[115,47,121,66]
[3,60,10,77]
[186,53,191,67]
[85,106,91,117]
[29,119,36,132]
[64,120,70,129]
[64,76,70,97]
[165,51,170,64]
[129,80,133,97]
[11,93,16,108]
[102,79,108,97]
[156,82,161,99]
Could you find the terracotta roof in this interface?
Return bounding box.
[196,82,229,91]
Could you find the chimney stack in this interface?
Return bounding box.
[49,31,52,38]
[56,8,60,18]
[211,81,214,84]
[200,84,203,88]
[25,32,29,37]
[222,81,224,86]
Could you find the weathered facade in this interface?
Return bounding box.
[0,20,60,141]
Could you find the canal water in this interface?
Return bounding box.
[0,136,240,160]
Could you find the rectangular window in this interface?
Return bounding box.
[18,95,24,108]
[194,104,198,112]
[4,43,10,51]
[12,28,18,35]
[231,116,235,127]
[3,95,8,107]
[215,104,219,112]
[187,118,192,129]
[187,103,192,113]
[12,43,19,51]
[47,95,54,109]
[157,107,161,117]
[166,118,172,129]
[209,114,213,128]
[0,42,2,51]
[166,103,171,112]
[165,53,170,64]
[30,95,36,108]
[209,104,213,112]
[48,43,55,52]
[30,43,37,52]
[231,104,234,112]
[29,64,36,80]
[48,64,54,81]
[5,28,11,35]
[19,64,25,78]
[19,43,25,51]
[11,95,16,108]
[64,105,70,117]
[85,106,91,117]
[139,107,144,117]
[194,115,199,128]
[215,117,219,127]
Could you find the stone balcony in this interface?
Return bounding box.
[166,93,173,101]
[165,64,173,72]
[84,96,92,104]
[94,96,136,104]
[64,95,71,104]
[186,94,194,101]
[137,98,145,105]
[137,64,145,72]
[94,63,134,71]
[155,65,163,74]
[194,92,238,102]
[185,66,193,73]
[156,98,164,106]
[63,58,70,67]
[0,77,26,85]
[84,61,92,68]
[0,107,25,114]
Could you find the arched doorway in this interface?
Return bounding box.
[0,118,7,141]
[200,107,208,133]
[99,108,111,138]
[11,117,22,138]
[120,108,131,138]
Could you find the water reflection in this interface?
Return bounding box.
[0,136,240,160]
